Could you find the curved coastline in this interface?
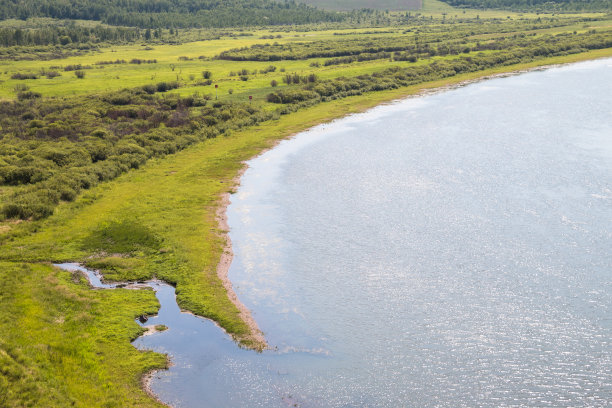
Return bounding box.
[216,169,267,350]
[213,51,612,352]
[53,51,612,407]
[217,57,612,407]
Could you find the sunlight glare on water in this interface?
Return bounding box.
[138,58,612,407]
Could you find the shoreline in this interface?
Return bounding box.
[212,51,612,351]
[215,166,268,350]
[142,368,172,408]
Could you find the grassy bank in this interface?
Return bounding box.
[0,262,167,408]
[0,9,611,406]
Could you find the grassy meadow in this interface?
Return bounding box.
[1,3,608,100]
[1,1,611,405]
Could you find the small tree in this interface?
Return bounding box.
[13,84,29,93]
[270,79,278,87]
[202,70,212,79]
[74,70,85,79]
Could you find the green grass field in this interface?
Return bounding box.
[1,6,612,406]
[0,262,167,408]
[1,11,609,101]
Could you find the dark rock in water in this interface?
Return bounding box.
[139,315,148,323]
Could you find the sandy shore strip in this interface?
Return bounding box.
[142,365,172,408]
[216,166,267,350]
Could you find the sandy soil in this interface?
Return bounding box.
[215,167,268,350]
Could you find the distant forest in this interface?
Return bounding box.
[441,0,612,11]
[0,23,141,47]
[0,0,345,28]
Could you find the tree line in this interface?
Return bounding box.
[0,0,345,28]
[0,24,141,47]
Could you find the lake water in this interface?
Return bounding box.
[135,58,611,407]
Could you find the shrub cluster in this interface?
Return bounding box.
[11,72,38,80]
[129,59,157,64]
[267,29,612,106]
[96,59,127,65]
[64,64,92,71]
[217,17,599,62]
[0,87,276,220]
[282,73,317,85]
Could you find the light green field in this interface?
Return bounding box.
[1,12,607,101]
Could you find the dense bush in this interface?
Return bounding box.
[282,73,318,84]
[0,86,276,220]
[266,89,320,104]
[156,81,180,92]
[64,64,92,71]
[11,72,38,80]
[16,91,42,100]
[129,59,157,64]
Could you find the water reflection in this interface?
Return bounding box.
[70,58,612,407]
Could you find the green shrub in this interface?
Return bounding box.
[1,202,54,220]
[156,81,179,92]
[141,84,157,94]
[266,89,319,104]
[0,166,50,185]
[11,72,38,80]
[17,91,41,100]
[115,142,147,156]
